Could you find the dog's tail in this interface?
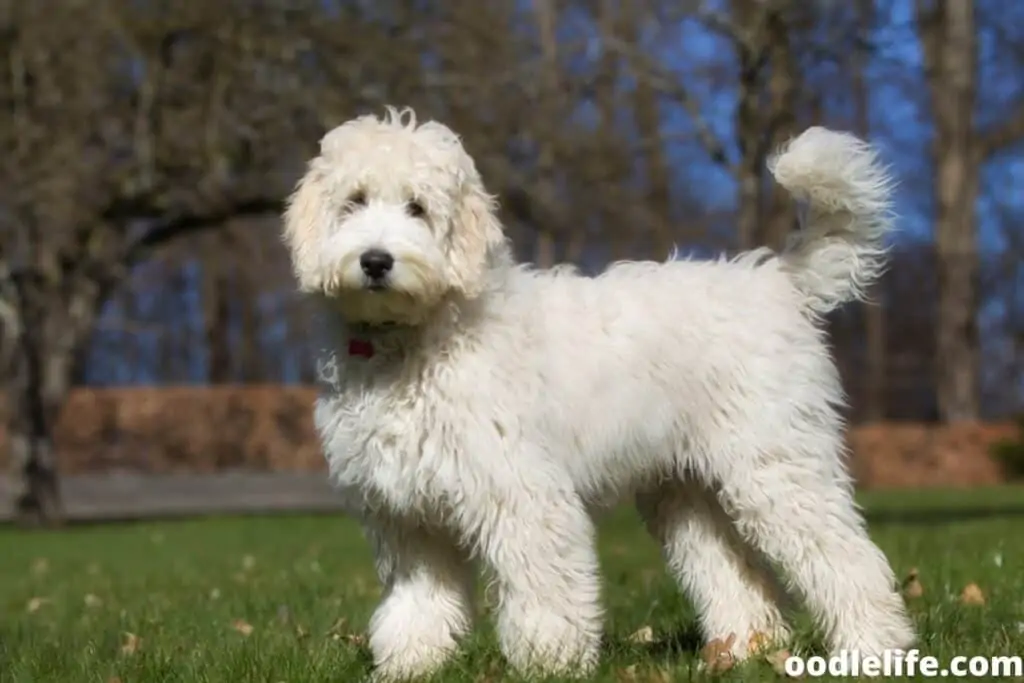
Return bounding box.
[768,127,895,316]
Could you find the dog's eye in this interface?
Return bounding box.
[406,200,426,218]
[348,191,367,207]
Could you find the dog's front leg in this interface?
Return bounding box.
[473,491,602,677]
[363,520,475,681]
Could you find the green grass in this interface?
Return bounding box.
[2,487,1023,682]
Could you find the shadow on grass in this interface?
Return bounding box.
[0,508,348,530]
[599,624,703,658]
[643,627,705,658]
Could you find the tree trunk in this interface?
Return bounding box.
[730,0,769,251]
[762,4,799,252]
[855,0,887,422]
[7,275,102,526]
[734,55,763,248]
[917,0,980,421]
[728,1,804,252]
[7,347,64,526]
[624,3,674,257]
[238,268,264,382]
[203,254,233,383]
[594,0,630,260]
[532,0,561,269]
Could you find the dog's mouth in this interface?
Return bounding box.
[364,279,389,292]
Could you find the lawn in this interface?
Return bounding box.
[2,487,1022,682]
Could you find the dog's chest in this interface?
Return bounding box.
[314,386,457,517]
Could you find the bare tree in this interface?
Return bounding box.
[916,0,1024,421]
[0,1,391,523]
[916,0,981,422]
[854,0,887,421]
[202,239,234,384]
[586,0,632,261]
[532,0,562,268]
[674,0,806,251]
[622,2,675,256]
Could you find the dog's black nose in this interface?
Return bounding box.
[360,249,394,279]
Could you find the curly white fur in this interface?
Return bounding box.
[284,107,915,680]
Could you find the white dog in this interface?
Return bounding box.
[284,107,915,680]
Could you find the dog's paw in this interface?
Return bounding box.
[503,635,600,678]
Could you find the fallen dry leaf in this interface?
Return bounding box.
[616,664,639,682]
[766,649,796,676]
[473,659,504,683]
[330,632,367,646]
[748,630,772,655]
[701,633,737,674]
[26,597,49,613]
[84,594,103,608]
[643,668,671,683]
[902,567,924,599]
[616,663,672,682]
[960,583,986,606]
[120,632,141,655]
[232,619,254,636]
[326,616,366,645]
[628,625,655,644]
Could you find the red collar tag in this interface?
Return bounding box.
[348,338,375,359]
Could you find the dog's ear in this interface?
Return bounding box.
[282,166,327,293]
[447,185,506,300]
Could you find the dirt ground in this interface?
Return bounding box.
[0,386,1020,489]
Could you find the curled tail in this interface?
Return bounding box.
[768,127,895,316]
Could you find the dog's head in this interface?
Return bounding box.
[283,107,506,325]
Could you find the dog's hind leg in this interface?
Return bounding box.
[707,434,916,659]
[364,520,475,681]
[636,480,792,659]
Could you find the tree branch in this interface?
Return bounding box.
[600,34,732,169]
[694,6,753,52]
[976,103,1024,160]
[124,197,284,263]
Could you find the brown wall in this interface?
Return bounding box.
[0,386,324,474]
[0,386,1018,488]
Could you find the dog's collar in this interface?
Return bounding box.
[348,338,375,358]
[347,322,402,359]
